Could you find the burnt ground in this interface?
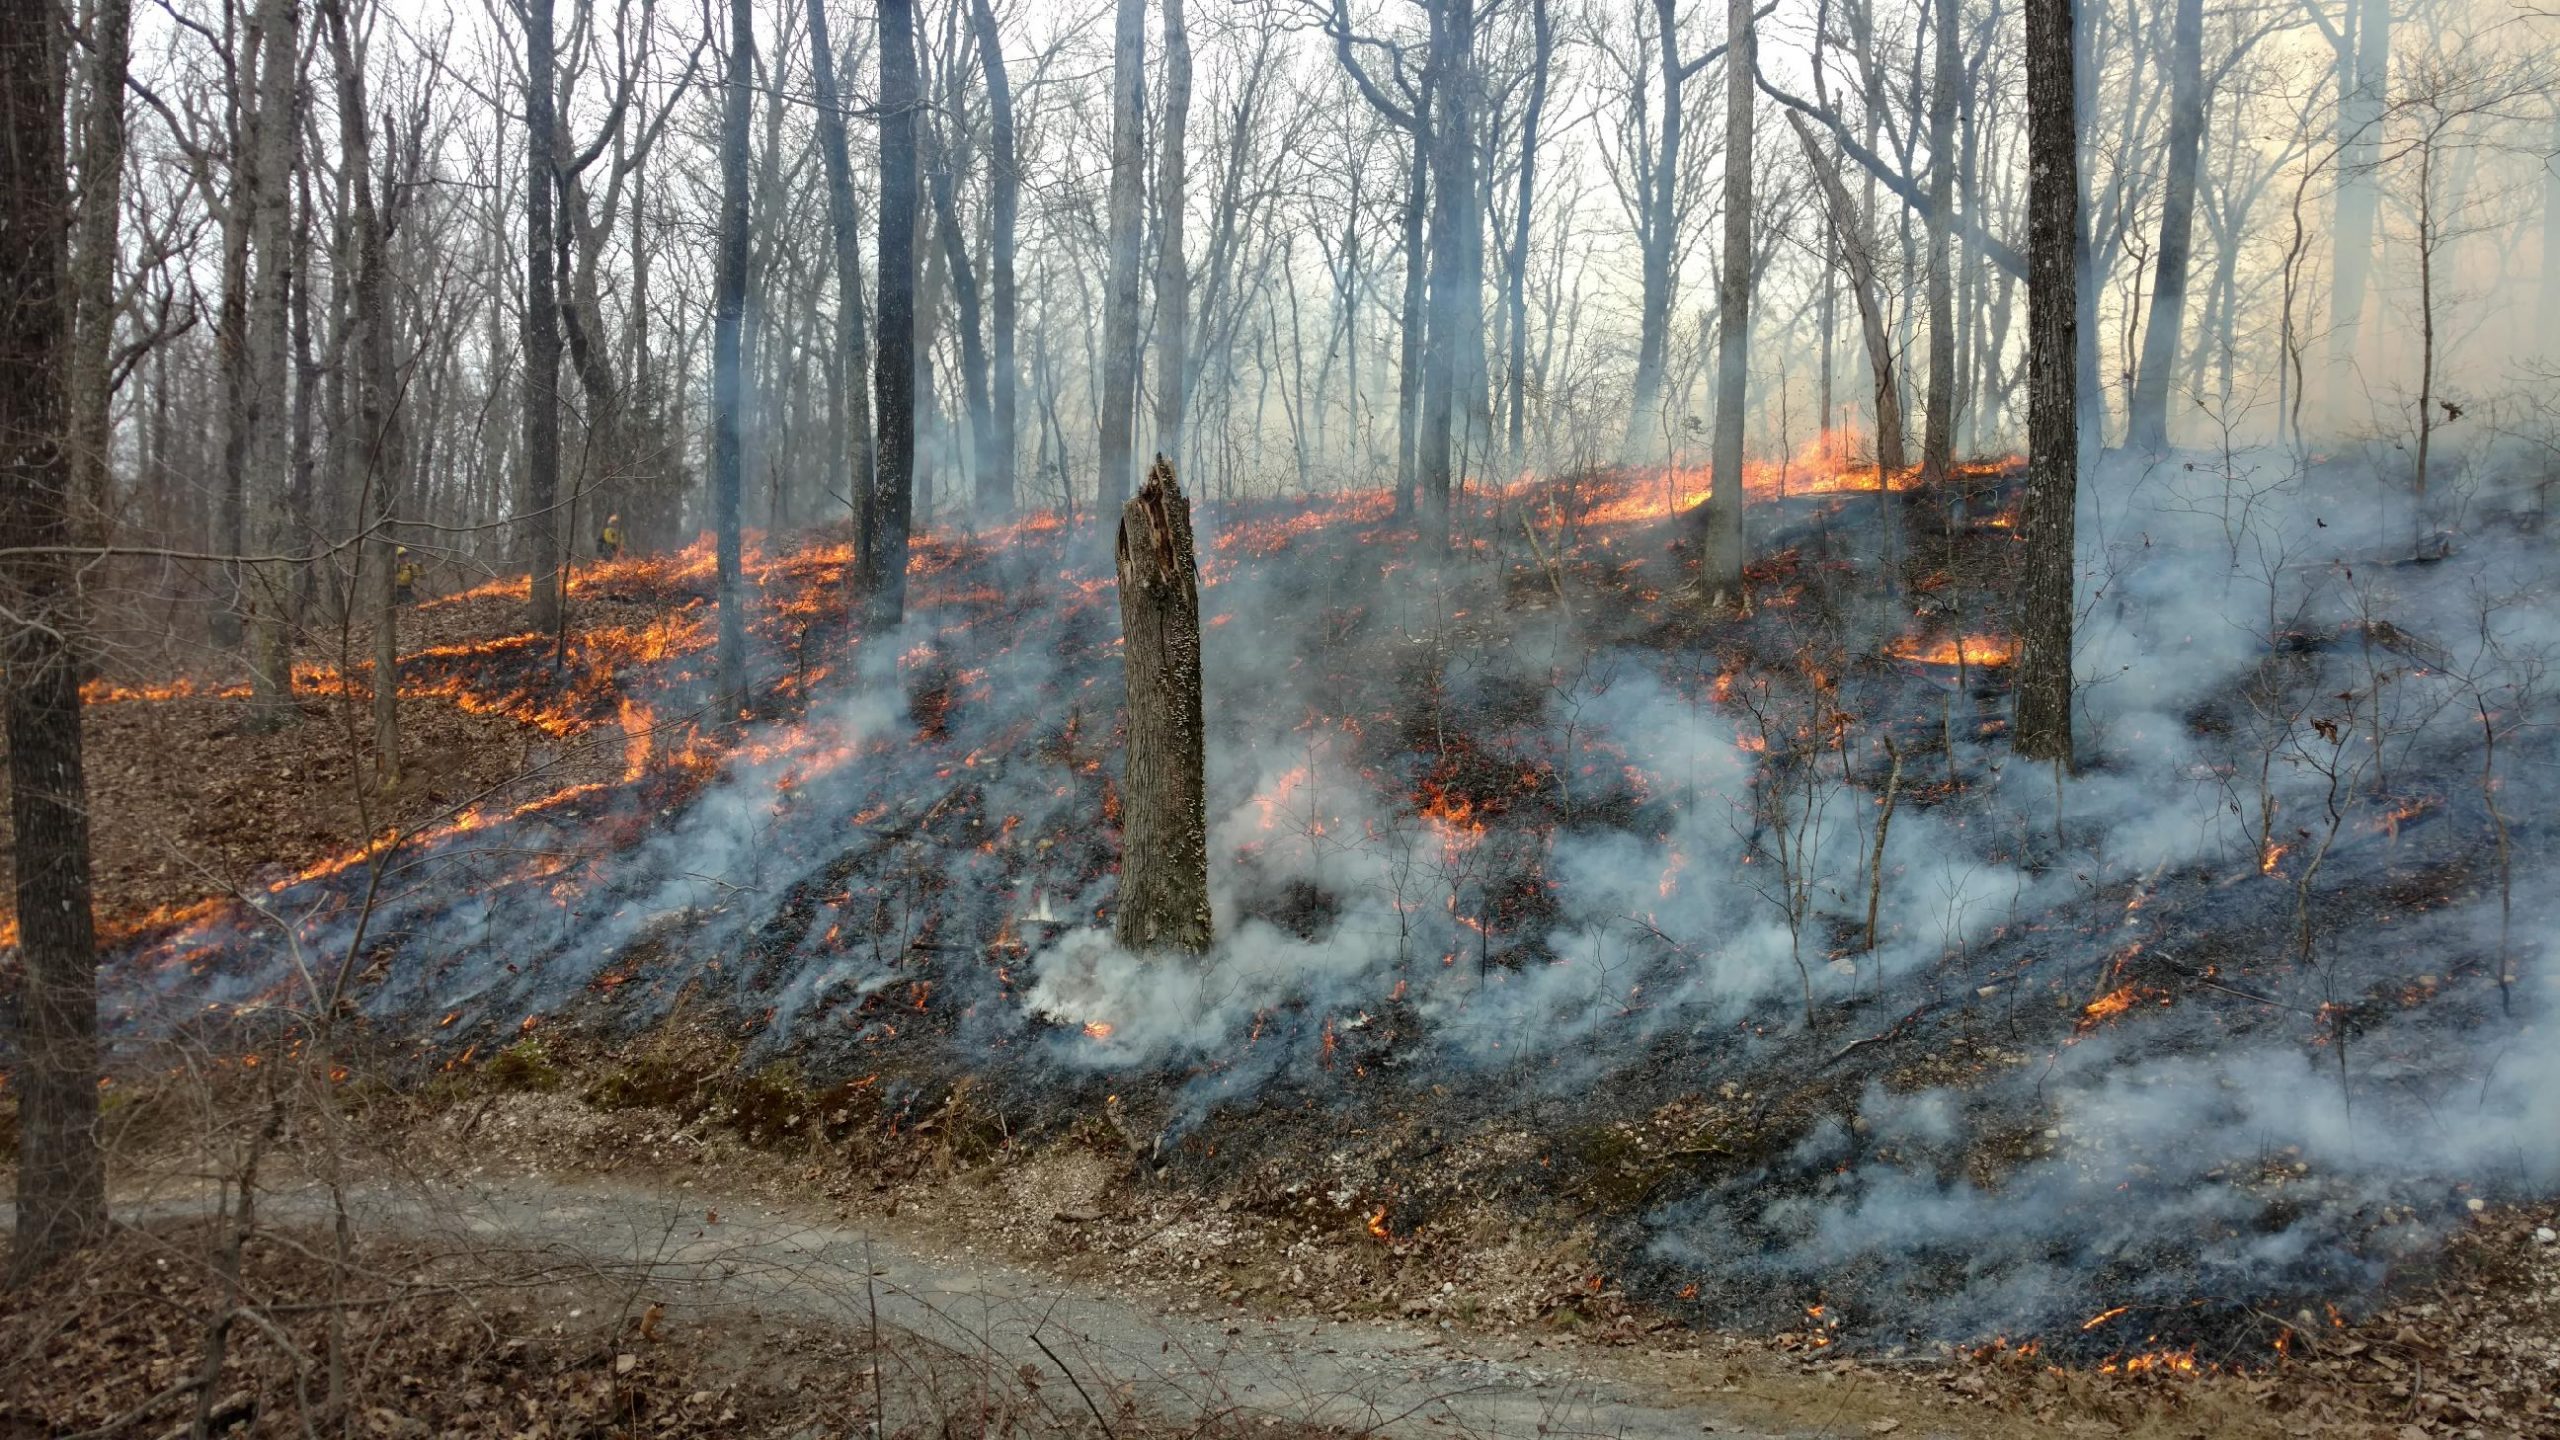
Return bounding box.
[11,461,2560,1434]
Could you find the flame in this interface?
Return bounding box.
[2099,1347,2200,1377]
[1081,1021,1114,1041]
[1887,632,2015,667]
[1253,765,1311,831]
[2078,984,2168,1032]
[1366,1206,1392,1242]
[619,697,654,782]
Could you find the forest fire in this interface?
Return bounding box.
[24,439,2553,1397]
[5,1,2556,1430]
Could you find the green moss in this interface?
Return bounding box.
[485,1038,563,1092]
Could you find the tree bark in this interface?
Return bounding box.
[971,0,1016,517]
[710,0,751,711]
[1506,0,1551,470]
[1788,112,1904,472]
[1697,0,1753,603]
[2127,0,2202,453]
[869,0,919,622]
[1394,77,1431,516]
[2325,0,2386,419]
[2540,108,2560,348]
[522,0,563,634]
[321,0,404,787]
[1416,0,1476,548]
[243,0,299,731]
[924,121,993,522]
[67,0,131,546]
[807,0,877,553]
[3,0,105,1280]
[1114,456,1211,956]
[1626,0,1688,460]
[1153,0,1192,463]
[1097,0,1148,518]
[213,17,256,649]
[2014,0,2078,767]
[1918,0,1958,481]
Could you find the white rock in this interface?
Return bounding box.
[2533,1226,2556,1245]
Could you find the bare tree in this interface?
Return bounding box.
[320,0,405,785]
[1788,113,1903,474]
[808,0,877,558]
[1415,0,1477,546]
[1154,0,1192,461]
[1096,0,1148,517]
[710,0,750,709]
[972,0,1017,516]
[869,0,919,621]
[242,0,302,731]
[1696,0,1755,604]
[1918,0,1958,479]
[3,0,105,1280]
[67,0,133,543]
[2127,0,2203,453]
[522,0,565,634]
[2013,0,2079,768]
[1504,0,1551,470]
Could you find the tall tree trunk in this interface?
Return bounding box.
[1153,0,1191,462]
[1789,114,1903,472]
[924,124,994,521]
[2326,0,2386,419]
[522,0,563,633]
[1096,0,1147,517]
[2014,0,2078,767]
[1918,0,1957,481]
[710,0,750,711]
[67,0,131,546]
[971,0,1016,517]
[869,0,919,621]
[1697,0,1754,603]
[4,0,104,1280]
[1818,207,1836,434]
[321,0,403,788]
[244,0,299,731]
[1626,0,1686,460]
[2127,0,2201,453]
[1114,457,1211,956]
[808,0,877,559]
[1417,0,1475,548]
[1393,77,1431,516]
[1506,0,1550,471]
[213,10,259,650]
[2540,108,2560,348]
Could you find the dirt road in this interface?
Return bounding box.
[176,1175,1848,1440]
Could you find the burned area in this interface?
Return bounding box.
[79,453,2560,1371]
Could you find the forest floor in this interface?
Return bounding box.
[8,480,2560,1437]
[0,582,638,937]
[9,1058,2554,1439]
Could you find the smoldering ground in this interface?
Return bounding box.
[101,447,2560,1354]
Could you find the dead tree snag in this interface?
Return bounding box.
[1114,456,1212,956]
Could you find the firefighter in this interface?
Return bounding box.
[392,547,418,606]
[598,512,625,562]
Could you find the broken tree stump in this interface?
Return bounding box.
[1114,455,1213,955]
